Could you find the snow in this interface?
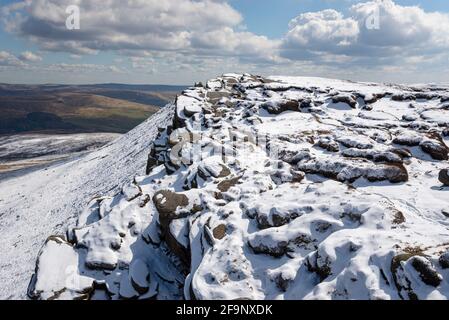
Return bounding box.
[30,237,94,300]
[0,106,174,299]
[6,74,449,300]
[0,132,120,176]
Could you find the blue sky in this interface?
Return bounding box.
[1,0,449,84]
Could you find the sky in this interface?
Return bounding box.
[0,0,449,85]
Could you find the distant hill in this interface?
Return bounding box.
[0,83,187,134]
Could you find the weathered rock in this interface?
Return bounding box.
[392,209,406,225]
[298,159,408,183]
[438,169,449,186]
[332,94,357,108]
[410,256,442,287]
[166,218,191,264]
[420,139,448,160]
[146,154,158,175]
[217,177,241,193]
[153,190,190,222]
[275,273,293,292]
[391,253,419,300]
[439,252,449,269]
[261,100,299,114]
[305,251,332,282]
[364,93,387,104]
[393,135,421,147]
[212,224,227,240]
[207,91,231,104]
[249,239,289,258]
[392,93,415,101]
[184,104,203,117]
[153,190,198,264]
[316,137,340,152]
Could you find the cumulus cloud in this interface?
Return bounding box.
[19,51,42,62]
[0,51,24,66]
[2,0,277,61]
[283,10,359,54]
[282,0,449,63]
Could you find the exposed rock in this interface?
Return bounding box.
[341,149,403,164]
[249,239,289,258]
[364,93,387,104]
[392,210,406,225]
[212,224,227,240]
[275,273,293,292]
[217,177,241,193]
[153,190,190,222]
[391,253,419,300]
[442,209,449,218]
[420,139,448,160]
[298,159,408,183]
[419,134,449,160]
[392,93,415,101]
[439,252,449,269]
[145,154,158,175]
[332,93,357,108]
[393,132,422,146]
[261,100,299,114]
[316,137,340,152]
[410,256,442,287]
[438,169,449,186]
[166,218,191,264]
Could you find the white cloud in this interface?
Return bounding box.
[284,10,359,52]
[1,0,276,61]
[19,51,43,62]
[282,0,449,63]
[0,51,25,66]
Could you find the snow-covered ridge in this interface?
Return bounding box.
[0,106,174,299]
[28,74,449,300]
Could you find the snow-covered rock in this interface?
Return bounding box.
[26,74,449,300]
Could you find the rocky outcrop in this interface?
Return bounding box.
[29,74,449,301]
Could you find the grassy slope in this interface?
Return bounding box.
[0,90,173,133]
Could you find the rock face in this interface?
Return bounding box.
[29,74,449,300]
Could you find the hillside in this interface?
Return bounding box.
[0,106,174,299]
[0,84,183,134]
[4,74,449,300]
